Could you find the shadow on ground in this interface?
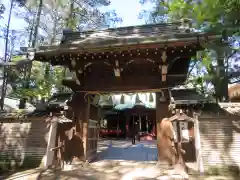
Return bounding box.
[6,161,239,180]
[4,139,239,179]
[36,160,163,180]
[97,139,158,162]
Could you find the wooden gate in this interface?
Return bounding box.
[86,119,99,162]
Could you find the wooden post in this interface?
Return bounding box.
[97,106,101,141]
[193,113,204,175]
[146,115,149,133]
[125,114,130,139]
[117,117,119,137]
[139,115,142,132]
[156,91,169,161]
[82,94,90,161]
[45,120,58,168]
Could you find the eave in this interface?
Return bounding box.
[34,33,220,64]
[22,20,221,65]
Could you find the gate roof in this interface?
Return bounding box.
[29,19,220,64]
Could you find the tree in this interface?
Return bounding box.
[0,2,5,19]
[5,0,122,101]
[0,0,16,110]
[140,0,240,101]
[140,0,240,34]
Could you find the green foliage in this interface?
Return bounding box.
[1,0,121,101]
[9,62,65,99]
[5,55,65,99]
[143,0,239,35]
[140,0,239,100]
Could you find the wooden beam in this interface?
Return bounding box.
[37,44,200,68]
[62,74,187,92]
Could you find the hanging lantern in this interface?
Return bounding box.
[120,94,125,104]
[135,94,141,105]
[108,95,113,105]
[149,93,154,103]
[145,93,148,101]
[99,95,105,102]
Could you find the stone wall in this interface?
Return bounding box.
[199,114,240,176]
[0,119,49,171]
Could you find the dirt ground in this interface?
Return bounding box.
[3,163,238,180]
[3,140,239,180]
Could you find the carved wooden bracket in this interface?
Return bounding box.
[161,65,168,82]
[160,51,168,82]
[70,58,76,69]
[161,51,167,63]
[114,60,121,77]
[72,71,81,85]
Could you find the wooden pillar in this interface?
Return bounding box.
[193,113,204,174]
[156,91,170,161]
[146,115,149,133]
[139,115,142,132]
[45,120,58,168]
[117,117,119,137]
[81,94,90,161]
[97,107,102,141]
[125,114,130,139]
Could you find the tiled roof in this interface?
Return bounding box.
[170,88,207,104]
[46,115,72,123]
[33,20,219,56]
[218,102,240,116]
[27,110,49,117]
[0,59,31,68]
[59,22,191,48]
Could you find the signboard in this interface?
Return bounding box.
[172,121,189,142]
[180,121,189,142]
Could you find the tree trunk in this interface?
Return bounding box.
[0,0,14,110]
[61,0,75,92]
[31,0,43,48]
[66,0,75,29]
[207,43,229,102]
[26,0,43,88]
[44,12,58,96]
[216,49,229,102]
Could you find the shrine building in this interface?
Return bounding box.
[26,19,224,173]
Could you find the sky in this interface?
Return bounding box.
[101,0,153,26]
[0,0,153,57]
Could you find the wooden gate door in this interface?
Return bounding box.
[86,119,99,162]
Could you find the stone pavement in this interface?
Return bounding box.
[3,140,238,180]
